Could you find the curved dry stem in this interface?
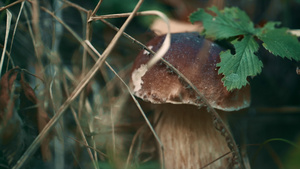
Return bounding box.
[89,10,171,69]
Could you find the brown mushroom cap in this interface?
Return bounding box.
[130,32,250,111]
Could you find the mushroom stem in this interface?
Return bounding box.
[155,104,232,169]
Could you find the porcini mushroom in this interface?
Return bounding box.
[130,33,250,169]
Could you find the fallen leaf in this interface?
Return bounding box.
[0,67,23,167]
[0,68,19,124]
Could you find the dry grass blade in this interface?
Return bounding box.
[0,0,24,12]
[85,39,165,168]
[30,0,43,65]
[40,7,99,64]
[68,136,107,158]
[200,151,232,169]
[76,7,94,168]
[91,0,103,16]
[62,76,100,168]
[88,11,172,20]
[125,125,146,169]
[22,3,44,70]
[89,10,172,68]
[141,11,170,68]
[12,0,144,168]
[6,1,25,71]
[0,10,12,76]
[63,0,172,70]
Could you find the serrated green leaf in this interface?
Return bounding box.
[258,29,300,61]
[189,6,255,39]
[217,35,263,91]
[189,8,213,24]
[190,6,300,91]
[261,21,281,30]
[255,21,282,35]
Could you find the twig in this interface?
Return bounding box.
[91,0,103,16]
[0,0,24,12]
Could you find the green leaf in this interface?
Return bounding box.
[217,35,263,91]
[189,6,255,39]
[255,21,282,35]
[258,29,300,61]
[190,6,300,91]
[189,8,212,24]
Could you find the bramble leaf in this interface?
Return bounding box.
[189,6,255,39]
[217,35,263,91]
[258,29,300,61]
[190,6,300,91]
[256,21,281,35]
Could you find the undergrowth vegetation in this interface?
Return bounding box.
[0,0,168,168]
[0,0,300,169]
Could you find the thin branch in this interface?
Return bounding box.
[0,0,25,12]
[91,0,103,16]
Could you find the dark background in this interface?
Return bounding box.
[0,0,300,168]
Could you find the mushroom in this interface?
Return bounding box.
[130,32,250,169]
